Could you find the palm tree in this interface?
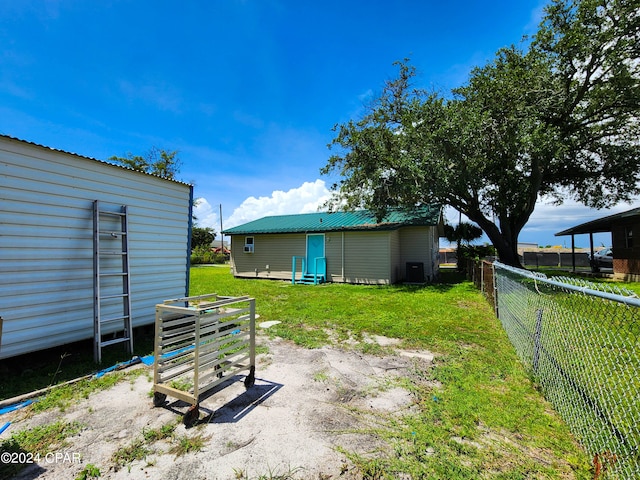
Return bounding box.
[444,221,484,271]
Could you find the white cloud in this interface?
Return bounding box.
[193,198,221,234]
[194,179,332,236]
[224,179,332,229]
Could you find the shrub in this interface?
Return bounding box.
[190,246,227,265]
[457,244,496,261]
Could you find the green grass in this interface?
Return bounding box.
[168,432,209,457]
[110,420,208,472]
[190,266,592,478]
[111,438,152,471]
[75,463,101,480]
[0,420,84,478]
[1,266,595,478]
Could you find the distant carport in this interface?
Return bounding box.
[555,208,640,273]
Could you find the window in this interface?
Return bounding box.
[626,227,633,248]
[243,236,254,253]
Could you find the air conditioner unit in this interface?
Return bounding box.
[244,245,254,253]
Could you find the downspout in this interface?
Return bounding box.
[185,185,194,297]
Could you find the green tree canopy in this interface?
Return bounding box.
[109,147,182,180]
[191,226,216,250]
[322,0,640,267]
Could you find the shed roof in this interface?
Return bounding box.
[223,205,442,235]
[0,134,191,186]
[555,207,640,236]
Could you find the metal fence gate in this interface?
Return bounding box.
[152,294,256,425]
[492,261,639,478]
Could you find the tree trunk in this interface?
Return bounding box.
[466,211,523,268]
[490,234,522,268]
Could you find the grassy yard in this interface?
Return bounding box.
[190,266,592,478]
[1,265,594,478]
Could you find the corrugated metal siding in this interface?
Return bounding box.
[0,137,192,359]
[230,233,306,280]
[343,231,391,284]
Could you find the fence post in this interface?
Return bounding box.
[533,308,543,374]
[492,262,498,317]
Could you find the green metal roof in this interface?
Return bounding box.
[223,205,442,235]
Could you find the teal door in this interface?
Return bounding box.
[306,234,325,274]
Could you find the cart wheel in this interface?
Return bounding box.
[183,404,199,427]
[153,392,167,407]
[244,365,255,389]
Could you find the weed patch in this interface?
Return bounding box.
[0,420,84,478]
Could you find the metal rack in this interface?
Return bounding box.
[152,294,256,425]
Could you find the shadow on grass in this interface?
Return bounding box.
[0,326,155,403]
[0,438,47,479]
[389,267,467,294]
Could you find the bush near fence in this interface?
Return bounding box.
[468,259,640,478]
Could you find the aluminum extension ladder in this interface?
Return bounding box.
[93,200,134,363]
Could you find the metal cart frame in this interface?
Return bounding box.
[152,293,256,425]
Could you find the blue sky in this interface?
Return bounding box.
[1,0,632,249]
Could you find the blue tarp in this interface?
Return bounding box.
[0,422,10,435]
[0,399,35,416]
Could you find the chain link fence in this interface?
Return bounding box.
[490,261,639,478]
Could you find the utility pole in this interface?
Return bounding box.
[219,204,224,254]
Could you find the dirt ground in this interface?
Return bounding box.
[3,330,435,480]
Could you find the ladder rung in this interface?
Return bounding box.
[99,251,128,256]
[100,314,131,323]
[100,293,130,300]
[100,337,131,348]
[100,272,128,277]
[99,230,127,236]
[97,210,125,217]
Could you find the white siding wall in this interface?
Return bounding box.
[0,137,192,359]
[228,226,440,285]
[325,232,344,282]
[389,230,400,284]
[230,234,305,280]
[396,226,439,281]
[343,231,391,284]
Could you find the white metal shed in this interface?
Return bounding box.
[0,135,193,360]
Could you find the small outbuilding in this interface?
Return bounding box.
[0,135,193,360]
[223,205,443,285]
[555,206,639,281]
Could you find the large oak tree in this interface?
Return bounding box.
[322,0,640,267]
